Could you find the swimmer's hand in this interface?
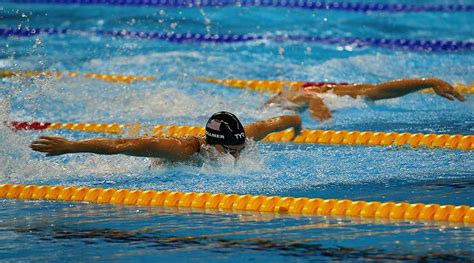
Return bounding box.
[30,136,75,156]
[293,124,302,139]
[290,116,303,140]
[309,107,332,121]
[432,80,465,101]
[308,96,332,121]
[264,92,285,107]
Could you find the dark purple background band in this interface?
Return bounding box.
[11,0,474,12]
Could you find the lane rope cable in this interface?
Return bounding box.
[195,77,474,94]
[9,121,474,150]
[12,0,474,13]
[1,184,473,224]
[2,27,473,52]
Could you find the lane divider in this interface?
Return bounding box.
[195,77,474,94]
[0,70,154,83]
[12,0,474,13]
[9,121,474,150]
[9,121,141,134]
[2,27,473,52]
[1,183,473,224]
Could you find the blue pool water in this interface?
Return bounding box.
[1,0,474,261]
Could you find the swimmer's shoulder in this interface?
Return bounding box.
[146,134,202,155]
[149,135,203,168]
[178,135,203,153]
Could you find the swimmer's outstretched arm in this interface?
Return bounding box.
[244,115,302,141]
[327,78,465,101]
[265,92,331,121]
[264,78,464,122]
[30,136,199,161]
[308,95,332,121]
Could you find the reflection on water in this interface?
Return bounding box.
[425,178,474,190]
[1,200,473,261]
[9,225,473,261]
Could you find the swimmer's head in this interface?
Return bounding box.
[205,111,246,146]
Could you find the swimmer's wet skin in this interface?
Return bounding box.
[265,78,466,121]
[30,111,302,162]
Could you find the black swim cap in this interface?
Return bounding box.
[205,111,246,145]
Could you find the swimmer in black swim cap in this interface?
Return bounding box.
[205,111,246,158]
[30,111,302,163]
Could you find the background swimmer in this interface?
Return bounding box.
[265,78,466,121]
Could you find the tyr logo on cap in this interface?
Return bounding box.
[234,132,245,139]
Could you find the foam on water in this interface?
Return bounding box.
[89,51,204,68]
[0,129,149,185]
[300,52,474,83]
[4,73,290,125]
[0,95,150,183]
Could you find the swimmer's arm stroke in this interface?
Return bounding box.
[328,78,465,101]
[265,78,464,122]
[30,136,199,161]
[265,92,332,121]
[244,115,302,141]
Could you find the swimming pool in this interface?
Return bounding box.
[1,0,473,261]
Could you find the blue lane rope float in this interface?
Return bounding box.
[11,0,474,13]
[2,27,473,52]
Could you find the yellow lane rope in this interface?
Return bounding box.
[194,77,474,94]
[0,70,154,83]
[152,125,474,150]
[47,122,139,134]
[1,184,473,224]
[14,121,474,150]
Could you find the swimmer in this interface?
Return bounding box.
[30,111,302,161]
[265,78,466,121]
